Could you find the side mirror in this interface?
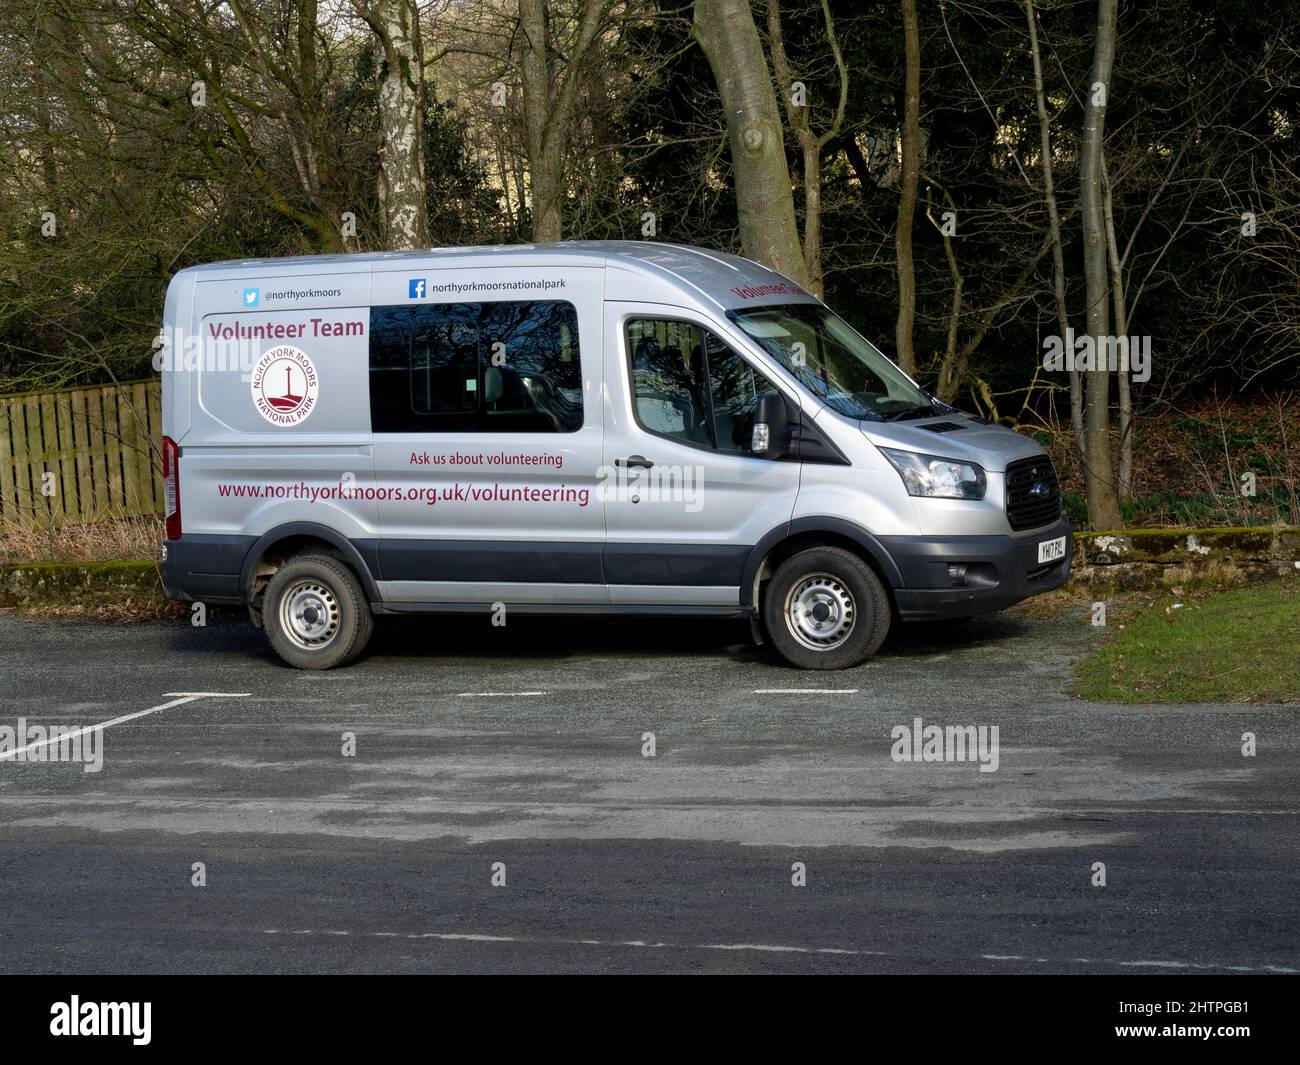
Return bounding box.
[751,391,792,458]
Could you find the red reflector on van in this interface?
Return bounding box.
[162,436,182,540]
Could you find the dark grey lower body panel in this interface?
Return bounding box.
[162,534,753,607]
[601,542,750,586]
[162,524,1071,623]
[374,601,752,618]
[378,539,749,588]
[161,534,254,604]
[378,539,603,583]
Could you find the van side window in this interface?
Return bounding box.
[370,300,582,433]
[411,318,478,414]
[704,331,768,453]
[627,319,713,447]
[626,319,778,454]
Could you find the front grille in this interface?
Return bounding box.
[1005,456,1061,531]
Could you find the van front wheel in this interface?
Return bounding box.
[263,554,373,670]
[762,547,891,670]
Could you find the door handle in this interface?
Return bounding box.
[614,455,654,469]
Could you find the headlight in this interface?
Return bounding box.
[880,448,987,499]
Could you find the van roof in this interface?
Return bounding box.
[177,241,817,312]
[186,240,756,272]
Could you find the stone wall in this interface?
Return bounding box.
[1071,527,1300,589]
[0,560,163,609]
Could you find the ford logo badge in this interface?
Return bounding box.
[1029,481,1050,498]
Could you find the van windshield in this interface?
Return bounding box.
[727,304,933,420]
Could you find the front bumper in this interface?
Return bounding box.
[880,519,1072,621]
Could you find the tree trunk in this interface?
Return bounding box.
[766,0,848,299]
[356,0,430,250]
[694,0,810,287]
[1025,0,1084,460]
[518,0,560,242]
[894,0,922,376]
[1079,0,1123,529]
[518,0,607,243]
[296,0,330,224]
[801,147,824,296]
[1103,158,1133,500]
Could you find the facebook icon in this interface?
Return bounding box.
[408,278,426,300]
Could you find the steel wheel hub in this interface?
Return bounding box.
[281,580,340,650]
[786,573,856,651]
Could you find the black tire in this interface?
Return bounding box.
[762,546,891,670]
[262,554,373,670]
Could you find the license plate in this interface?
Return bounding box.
[1037,536,1067,564]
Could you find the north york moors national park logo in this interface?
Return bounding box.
[251,345,318,426]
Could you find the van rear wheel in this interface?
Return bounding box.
[263,554,373,670]
[762,547,891,670]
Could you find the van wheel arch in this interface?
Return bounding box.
[744,522,900,617]
[241,524,379,628]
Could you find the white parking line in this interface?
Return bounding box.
[0,691,250,762]
[456,691,549,698]
[753,689,859,695]
[262,928,1297,973]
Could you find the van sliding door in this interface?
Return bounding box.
[367,267,607,607]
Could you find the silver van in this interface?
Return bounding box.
[159,242,1070,669]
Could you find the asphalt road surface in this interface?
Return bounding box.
[0,606,1295,974]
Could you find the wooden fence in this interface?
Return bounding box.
[0,380,162,528]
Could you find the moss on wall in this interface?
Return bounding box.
[0,560,163,608]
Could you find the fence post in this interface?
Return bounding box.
[0,399,17,526]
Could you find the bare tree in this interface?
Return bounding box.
[517,0,615,243]
[765,0,848,298]
[1079,0,1122,529]
[94,0,348,250]
[894,0,921,375]
[693,0,810,287]
[351,0,430,249]
[1025,0,1083,458]
[1101,157,1132,498]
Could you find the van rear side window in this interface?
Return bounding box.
[369,300,582,433]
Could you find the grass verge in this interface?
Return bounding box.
[1071,580,1300,703]
[0,514,162,566]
